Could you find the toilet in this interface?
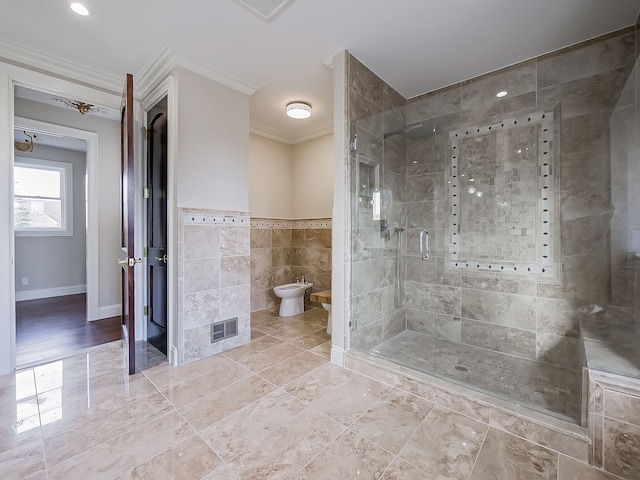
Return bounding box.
[310,290,332,334]
[273,282,313,317]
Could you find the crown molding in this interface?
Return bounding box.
[250,119,333,145]
[0,37,122,94]
[137,40,263,99]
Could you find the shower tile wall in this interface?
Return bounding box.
[250,219,332,312]
[348,22,640,419]
[348,55,408,351]
[177,208,251,364]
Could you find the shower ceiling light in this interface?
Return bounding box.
[286,102,312,119]
[496,91,508,98]
[70,3,89,15]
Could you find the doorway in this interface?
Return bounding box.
[145,96,168,355]
[12,88,121,367]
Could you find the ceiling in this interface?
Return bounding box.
[2,0,639,145]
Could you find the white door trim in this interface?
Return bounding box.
[0,62,122,375]
[14,116,100,320]
[141,76,178,365]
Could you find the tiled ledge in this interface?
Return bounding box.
[581,319,640,379]
[345,350,590,464]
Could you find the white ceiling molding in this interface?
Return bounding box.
[234,0,294,22]
[250,119,333,145]
[0,36,122,95]
[136,39,264,99]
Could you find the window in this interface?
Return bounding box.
[14,158,73,236]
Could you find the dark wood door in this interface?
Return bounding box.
[146,98,168,355]
[120,73,137,375]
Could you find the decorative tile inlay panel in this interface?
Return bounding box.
[447,111,556,277]
[250,218,332,229]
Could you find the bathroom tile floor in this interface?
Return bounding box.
[0,307,620,479]
[371,330,582,423]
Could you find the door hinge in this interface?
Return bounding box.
[142,127,148,140]
[143,187,149,199]
[349,137,357,151]
[144,306,148,316]
[143,247,148,257]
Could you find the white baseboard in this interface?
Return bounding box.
[331,345,345,367]
[15,284,86,302]
[169,345,179,366]
[97,304,121,320]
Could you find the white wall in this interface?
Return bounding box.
[291,133,333,219]
[176,68,249,211]
[249,133,333,219]
[249,133,292,218]
[14,97,121,308]
[15,145,86,295]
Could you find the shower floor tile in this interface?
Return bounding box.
[370,330,582,422]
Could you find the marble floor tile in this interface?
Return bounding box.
[290,330,331,350]
[0,437,47,480]
[0,417,42,456]
[3,308,639,479]
[381,458,437,479]
[398,405,489,480]
[201,389,306,462]
[557,454,622,480]
[311,374,391,426]
[42,392,173,466]
[469,428,558,479]
[115,434,222,480]
[161,361,252,408]
[145,354,232,391]
[37,373,158,424]
[258,351,328,387]
[222,334,283,362]
[227,407,345,479]
[251,327,267,340]
[255,323,319,342]
[292,429,395,479]
[350,388,434,454]
[180,374,276,430]
[284,363,354,404]
[230,343,307,373]
[201,463,241,479]
[309,340,331,359]
[47,410,194,480]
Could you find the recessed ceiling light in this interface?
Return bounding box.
[286,102,311,119]
[496,91,508,98]
[70,3,89,16]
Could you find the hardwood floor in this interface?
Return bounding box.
[16,294,121,367]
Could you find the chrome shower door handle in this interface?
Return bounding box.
[420,229,429,260]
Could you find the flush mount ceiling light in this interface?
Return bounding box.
[70,3,89,16]
[496,91,508,98]
[286,101,311,119]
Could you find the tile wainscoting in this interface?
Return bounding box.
[250,218,332,312]
[177,208,251,364]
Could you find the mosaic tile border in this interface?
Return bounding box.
[250,218,332,229]
[447,111,555,277]
[183,213,250,225]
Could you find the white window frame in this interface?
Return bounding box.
[14,157,74,237]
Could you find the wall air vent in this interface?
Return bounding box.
[210,317,239,343]
[234,0,294,21]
